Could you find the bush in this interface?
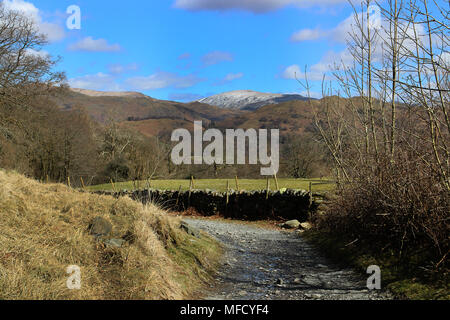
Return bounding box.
[314,152,449,275]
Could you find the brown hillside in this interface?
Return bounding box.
[52,89,238,124]
[52,88,340,139]
[215,99,323,135]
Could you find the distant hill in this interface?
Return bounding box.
[53,88,239,124]
[198,90,310,110]
[51,88,323,138]
[214,99,323,136]
[69,88,147,98]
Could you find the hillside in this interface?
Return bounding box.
[50,88,324,139]
[215,99,322,136]
[48,88,320,139]
[53,88,239,124]
[198,90,309,110]
[0,170,221,299]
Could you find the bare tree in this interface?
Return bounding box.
[303,0,449,267]
[0,3,65,128]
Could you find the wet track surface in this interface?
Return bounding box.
[184,218,393,300]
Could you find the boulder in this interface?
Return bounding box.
[300,222,312,230]
[103,238,126,248]
[180,221,201,238]
[89,216,112,237]
[281,220,301,229]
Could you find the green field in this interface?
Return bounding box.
[88,178,335,193]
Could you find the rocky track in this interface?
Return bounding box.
[184,218,393,300]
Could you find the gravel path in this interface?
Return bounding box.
[184,218,393,300]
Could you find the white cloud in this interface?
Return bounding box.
[291,9,383,43]
[300,90,322,98]
[168,92,204,102]
[440,52,450,67]
[291,13,356,43]
[224,72,244,81]
[3,0,65,42]
[174,0,347,13]
[281,64,302,79]
[126,71,205,90]
[68,73,123,91]
[201,51,233,66]
[108,63,139,75]
[290,28,323,41]
[69,68,205,92]
[281,50,353,82]
[214,72,244,85]
[25,48,49,58]
[68,37,121,52]
[178,52,191,60]
[288,9,382,80]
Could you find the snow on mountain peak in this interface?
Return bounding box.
[198,90,308,110]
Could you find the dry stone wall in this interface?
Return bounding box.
[94,189,323,221]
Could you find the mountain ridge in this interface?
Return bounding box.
[70,88,148,98]
[53,87,323,139]
[198,90,310,110]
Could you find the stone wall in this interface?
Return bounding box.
[94,189,324,222]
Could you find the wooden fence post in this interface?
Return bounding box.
[235,175,240,193]
[188,178,193,207]
[309,182,313,207]
[226,180,230,205]
[175,185,182,208]
[191,175,195,189]
[266,177,270,200]
[80,177,86,190]
[67,176,71,188]
[110,179,116,193]
[274,173,280,191]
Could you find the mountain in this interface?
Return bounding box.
[51,88,323,138]
[69,88,147,98]
[51,88,241,137]
[198,90,310,110]
[53,88,239,123]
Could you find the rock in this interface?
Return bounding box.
[281,220,301,229]
[180,221,201,238]
[103,238,125,248]
[89,216,112,237]
[300,222,312,230]
[276,278,284,285]
[293,275,305,284]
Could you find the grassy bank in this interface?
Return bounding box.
[87,178,335,193]
[0,170,222,300]
[302,230,449,300]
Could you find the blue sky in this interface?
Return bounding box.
[4,0,362,101]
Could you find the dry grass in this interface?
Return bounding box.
[0,170,222,300]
